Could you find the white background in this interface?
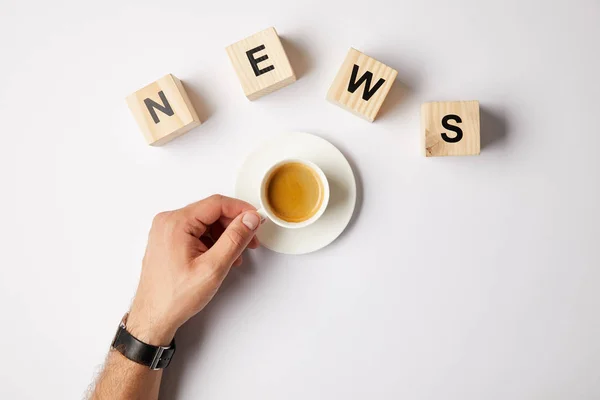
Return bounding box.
[1,0,599,399]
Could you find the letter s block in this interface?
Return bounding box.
[226,27,296,100]
[126,74,201,146]
[422,101,480,157]
[327,48,397,122]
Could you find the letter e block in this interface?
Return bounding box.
[422,101,480,157]
[327,48,397,122]
[226,27,296,100]
[126,74,201,146]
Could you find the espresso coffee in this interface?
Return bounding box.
[265,162,324,223]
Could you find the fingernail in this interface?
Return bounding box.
[242,212,260,231]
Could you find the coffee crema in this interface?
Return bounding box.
[265,162,324,223]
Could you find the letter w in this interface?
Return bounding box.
[347,64,386,101]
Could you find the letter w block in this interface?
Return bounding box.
[126,74,201,146]
[327,48,397,122]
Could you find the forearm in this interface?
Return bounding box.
[91,350,162,400]
[90,309,176,400]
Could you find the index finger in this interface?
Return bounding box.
[180,194,256,234]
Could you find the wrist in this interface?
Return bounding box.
[126,307,176,346]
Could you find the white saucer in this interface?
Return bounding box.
[235,132,357,255]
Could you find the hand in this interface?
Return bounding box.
[126,195,262,345]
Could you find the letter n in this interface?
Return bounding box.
[144,91,174,124]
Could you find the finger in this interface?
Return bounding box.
[248,236,260,249]
[219,217,260,249]
[180,195,255,239]
[200,236,214,250]
[214,215,259,249]
[209,222,225,242]
[203,211,261,272]
[233,256,243,267]
[219,216,233,227]
[195,237,210,253]
[183,194,255,228]
[208,220,258,251]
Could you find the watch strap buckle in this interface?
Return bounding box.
[150,346,169,370]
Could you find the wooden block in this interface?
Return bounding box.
[421,101,480,157]
[326,48,397,122]
[226,27,296,100]
[126,74,201,146]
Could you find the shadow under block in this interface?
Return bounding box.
[326,48,398,122]
[421,101,480,157]
[226,27,296,100]
[126,74,201,146]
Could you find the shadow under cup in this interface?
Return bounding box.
[259,159,330,229]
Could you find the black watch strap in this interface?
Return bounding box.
[111,314,176,370]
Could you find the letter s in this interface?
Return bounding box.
[441,114,463,143]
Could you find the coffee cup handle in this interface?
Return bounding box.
[256,208,268,223]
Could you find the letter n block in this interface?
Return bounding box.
[421,101,480,157]
[126,74,201,146]
[327,48,397,122]
[226,27,296,100]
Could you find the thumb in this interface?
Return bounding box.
[204,211,262,270]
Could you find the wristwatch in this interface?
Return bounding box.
[111,314,176,370]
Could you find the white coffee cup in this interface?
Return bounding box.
[256,159,330,229]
